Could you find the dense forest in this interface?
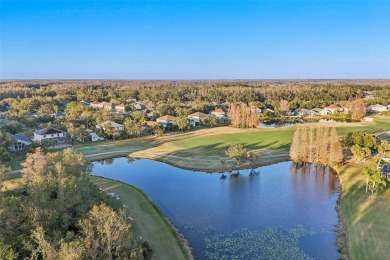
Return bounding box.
[1,80,389,108]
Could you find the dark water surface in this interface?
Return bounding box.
[92,158,340,259]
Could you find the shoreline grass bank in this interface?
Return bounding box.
[89,176,193,260]
[338,159,390,259]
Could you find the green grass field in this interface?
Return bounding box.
[89,176,191,260]
[74,117,389,171]
[6,117,388,171]
[339,160,390,260]
[169,128,294,157]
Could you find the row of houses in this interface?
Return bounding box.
[9,108,228,151]
[367,104,390,113]
[9,101,389,152]
[90,102,127,113]
[98,108,227,132]
[291,103,390,117]
[158,109,227,127]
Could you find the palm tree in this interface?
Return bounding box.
[364,167,387,194]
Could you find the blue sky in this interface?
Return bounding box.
[1,0,389,79]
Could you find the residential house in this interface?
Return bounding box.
[115,104,126,113]
[261,108,276,114]
[133,103,147,111]
[10,133,32,151]
[324,104,343,114]
[140,121,159,133]
[363,91,374,99]
[210,108,227,123]
[102,102,116,111]
[141,121,159,128]
[33,127,68,145]
[210,108,226,118]
[311,108,329,116]
[90,101,104,109]
[340,105,350,114]
[86,129,105,142]
[126,98,137,103]
[90,101,116,111]
[156,115,176,127]
[295,109,311,117]
[367,104,388,113]
[97,121,124,134]
[188,112,208,126]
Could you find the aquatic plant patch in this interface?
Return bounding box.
[203,226,316,260]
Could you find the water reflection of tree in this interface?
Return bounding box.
[103,158,114,165]
[219,159,228,179]
[290,162,338,198]
[126,156,139,164]
[97,158,114,165]
[227,170,249,197]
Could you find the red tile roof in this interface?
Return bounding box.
[212,108,225,114]
[325,104,341,109]
[189,112,207,117]
[141,121,159,127]
[157,115,176,122]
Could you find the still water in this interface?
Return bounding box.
[259,122,301,128]
[92,158,340,259]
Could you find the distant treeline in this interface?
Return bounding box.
[1,80,389,110]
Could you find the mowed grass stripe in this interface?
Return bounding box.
[339,160,390,260]
[169,129,294,157]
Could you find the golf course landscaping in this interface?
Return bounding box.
[78,117,390,259]
[89,176,193,260]
[75,117,390,171]
[2,117,389,259]
[338,159,390,260]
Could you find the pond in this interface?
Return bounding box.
[259,122,302,128]
[92,158,340,259]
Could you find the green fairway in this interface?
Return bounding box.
[89,176,191,260]
[5,117,389,172]
[339,160,390,260]
[337,117,390,136]
[169,128,294,157]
